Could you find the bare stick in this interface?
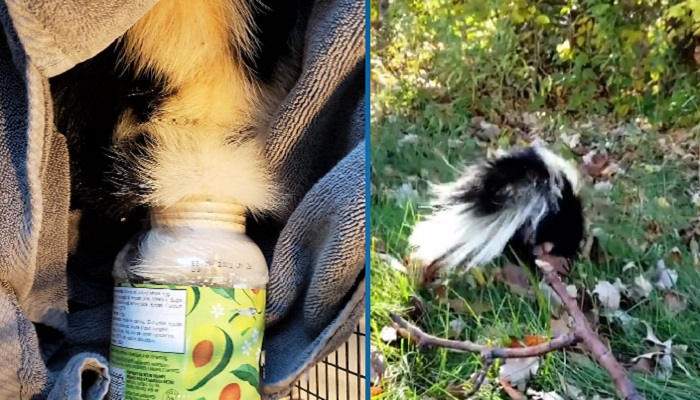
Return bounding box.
[537,256,644,400]
[391,313,576,356]
[389,256,645,400]
[391,313,577,395]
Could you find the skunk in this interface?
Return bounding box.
[50,0,310,218]
[409,144,585,273]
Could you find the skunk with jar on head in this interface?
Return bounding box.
[409,144,585,274]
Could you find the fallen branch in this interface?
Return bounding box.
[389,255,645,400]
[537,256,643,400]
[391,314,576,356]
[391,314,577,397]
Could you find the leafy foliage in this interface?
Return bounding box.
[371,0,700,127]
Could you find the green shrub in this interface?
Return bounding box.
[372,0,700,128]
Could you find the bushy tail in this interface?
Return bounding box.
[409,145,577,271]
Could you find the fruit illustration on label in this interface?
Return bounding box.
[185,324,234,391]
[187,287,200,315]
[219,383,241,400]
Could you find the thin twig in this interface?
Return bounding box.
[464,357,493,398]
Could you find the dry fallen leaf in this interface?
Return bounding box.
[593,280,621,310]
[690,238,699,268]
[668,247,682,263]
[558,376,586,400]
[523,335,550,347]
[656,197,671,208]
[448,317,466,339]
[434,285,448,302]
[692,191,700,208]
[397,133,419,146]
[526,388,565,400]
[582,150,597,165]
[629,274,653,300]
[613,278,628,297]
[672,344,688,358]
[651,260,678,291]
[601,309,640,327]
[630,322,676,380]
[499,356,540,391]
[370,386,383,397]
[601,162,622,178]
[630,356,654,374]
[631,347,673,380]
[408,295,427,321]
[594,181,613,192]
[380,326,398,343]
[369,345,387,383]
[663,291,687,315]
[500,379,527,400]
[642,321,666,346]
[413,255,442,286]
[550,317,571,338]
[583,152,609,178]
[536,254,571,275]
[499,264,532,296]
[644,220,663,242]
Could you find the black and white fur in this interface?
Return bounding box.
[409,144,585,272]
[50,0,310,218]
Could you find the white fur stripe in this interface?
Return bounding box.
[533,145,581,194]
[409,194,549,271]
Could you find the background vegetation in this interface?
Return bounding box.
[371,0,700,128]
[370,0,700,399]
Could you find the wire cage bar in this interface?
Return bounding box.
[290,316,366,400]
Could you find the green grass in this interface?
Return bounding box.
[370,1,700,396]
[370,112,700,399]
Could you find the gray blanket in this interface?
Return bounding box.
[0,0,366,398]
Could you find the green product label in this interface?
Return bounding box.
[107,284,266,400]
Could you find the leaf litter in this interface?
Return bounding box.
[651,259,678,291]
[375,121,697,398]
[630,322,679,380]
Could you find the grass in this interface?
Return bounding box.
[371,115,700,400]
[369,1,700,397]
[370,111,700,399]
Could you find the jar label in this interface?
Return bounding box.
[107,284,266,400]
